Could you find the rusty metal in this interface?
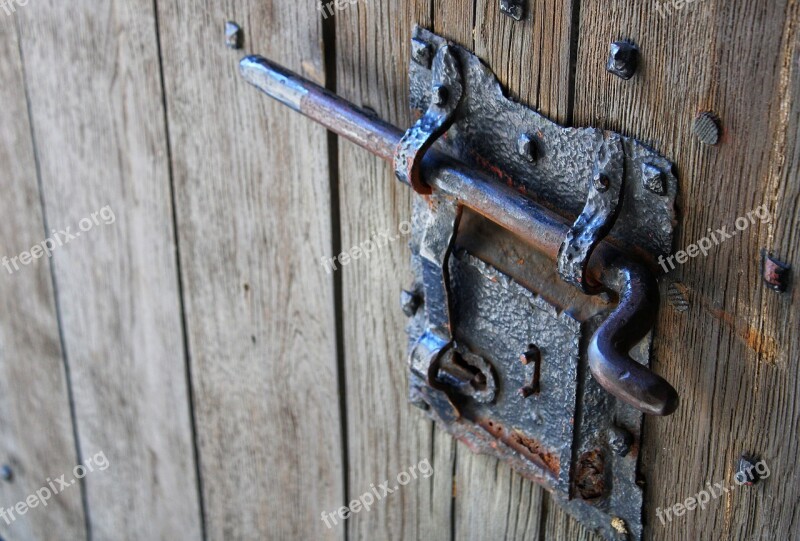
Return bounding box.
[394,46,463,194]
[557,134,625,294]
[241,28,684,541]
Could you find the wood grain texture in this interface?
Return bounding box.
[156,1,344,539]
[574,1,800,539]
[334,1,458,540]
[0,15,86,541]
[16,1,202,538]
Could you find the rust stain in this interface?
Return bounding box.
[477,421,560,476]
[470,150,515,186]
[706,305,779,364]
[574,449,605,501]
[506,429,560,476]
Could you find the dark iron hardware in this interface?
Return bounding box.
[241,27,681,540]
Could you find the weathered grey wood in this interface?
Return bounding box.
[0,15,86,541]
[156,1,344,539]
[574,1,800,539]
[16,1,202,538]
[334,1,457,539]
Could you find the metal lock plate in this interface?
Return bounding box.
[238,27,680,540]
[403,27,678,541]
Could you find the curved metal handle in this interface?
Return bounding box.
[588,256,679,416]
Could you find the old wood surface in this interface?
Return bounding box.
[157,0,344,539]
[14,1,202,539]
[575,1,800,539]
[335,1,457,540]
[0,0,797,539]
[0,14,86,540]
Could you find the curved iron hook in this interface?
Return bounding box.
[588,255,679,416]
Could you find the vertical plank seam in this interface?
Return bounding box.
[322,4,350,540]
[13,13,92,541]
[150,0,207,537]
[566,0,581,126]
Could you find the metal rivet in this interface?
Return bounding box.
[693,112,721,145]
[593,172,610,192]
[517,133,539,162]
[607,41,639,80]
[411,38,433,68]
[225,22,243,50]
[762,251,791,292]
[608,426,633,457]
[735,454,762,486]
[400,289,421,317]
[432,85,448,106]
[641,163,665,195]
[500,0,524,20]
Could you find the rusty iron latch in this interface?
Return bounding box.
[241,26,681,540]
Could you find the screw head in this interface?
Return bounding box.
[606,41,639,80]
[762,251,790,292]
[411,38,434,68]
[432,85,449,106]
[693,112,722,145]
[225,22,243,50]
[517,133,539,162]
[608,426,633,457]
[735,454,762,486]
[500,0,524,20]
[400,289,421,317]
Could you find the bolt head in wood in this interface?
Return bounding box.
[225,22,243,49]
[693,112,721,145]
[500,0,524,20]
[411,38,433,68]
[762,251,790,292]
[400,289,421,317]
[607,41,639,80]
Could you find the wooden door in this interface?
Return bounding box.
[0,0,797,540]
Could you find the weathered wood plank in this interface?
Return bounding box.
[0,15,86,541]
[574,1,800,539]
[334,1,457,539]
[16,1,202,538]
[156,1,344,539]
